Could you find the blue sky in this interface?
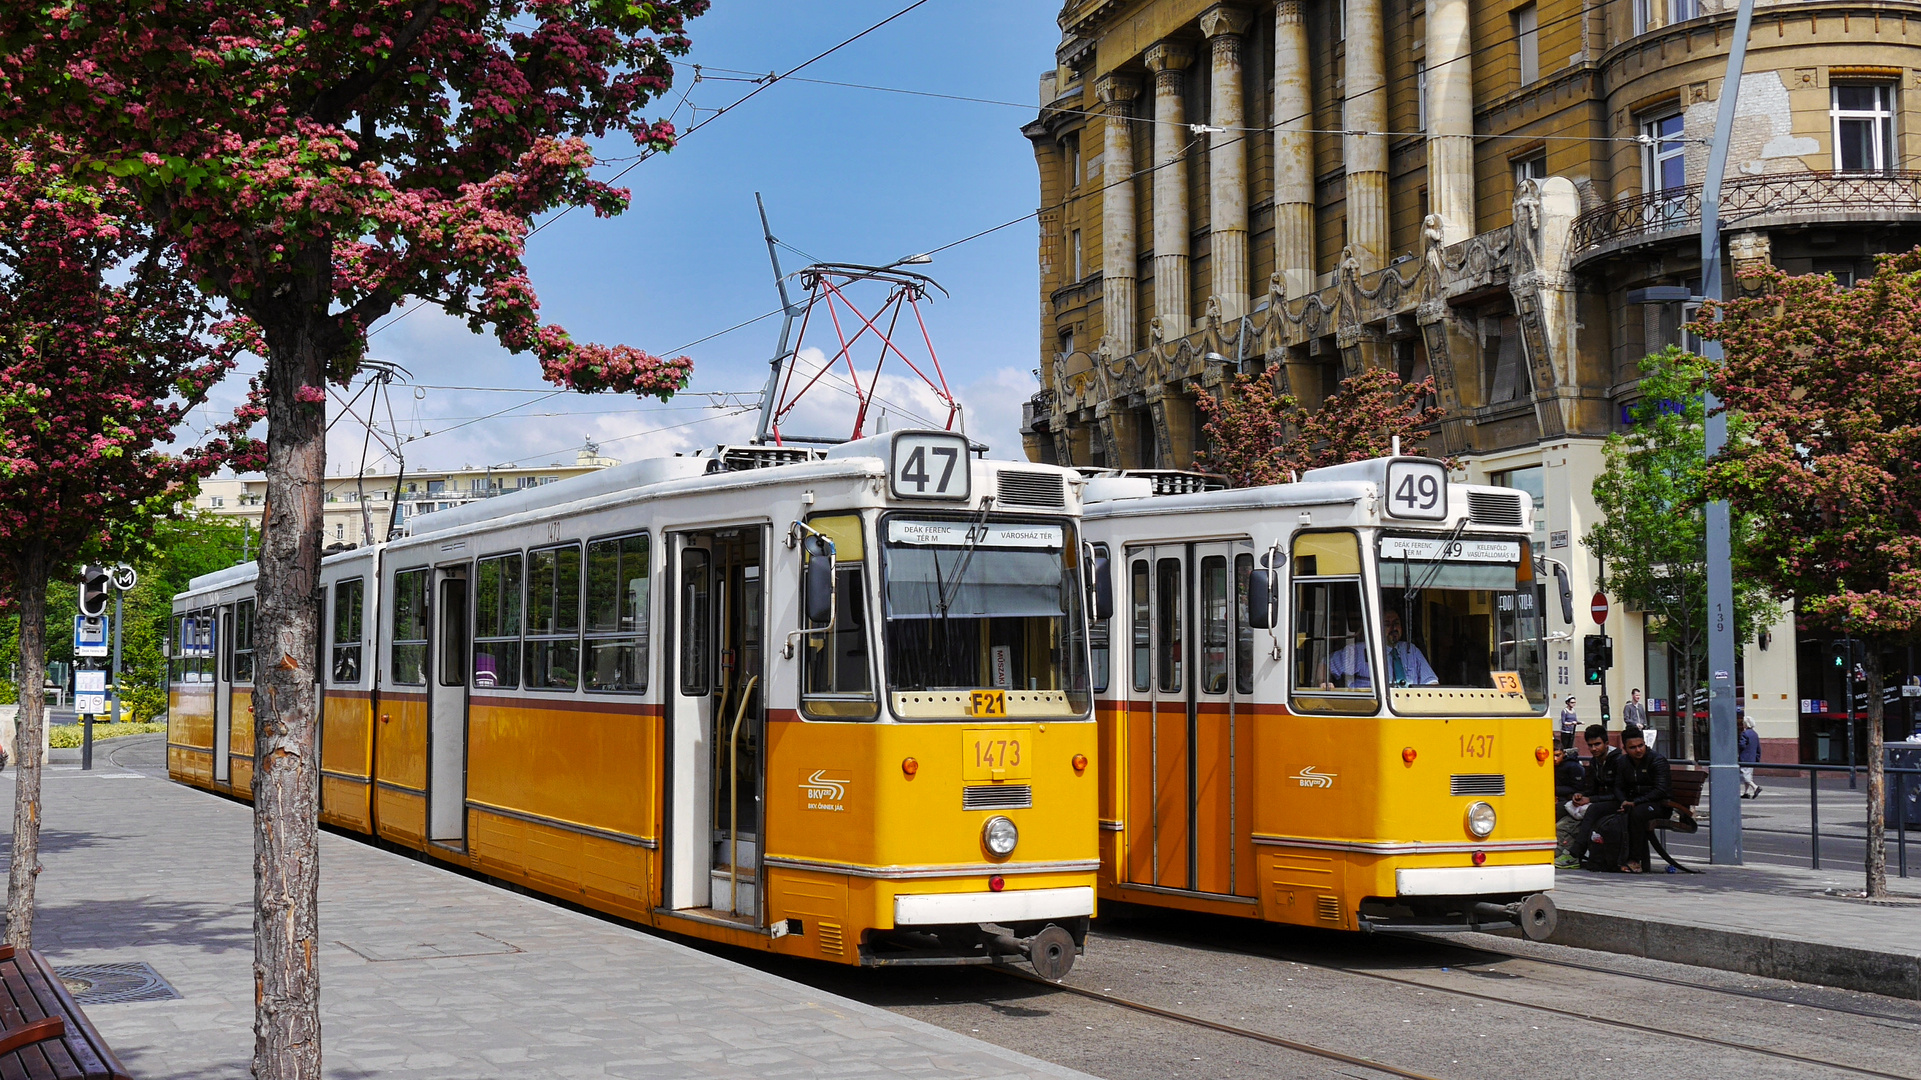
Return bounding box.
[197,1,1064,477]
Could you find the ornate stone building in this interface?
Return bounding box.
[1022,0,1921,760]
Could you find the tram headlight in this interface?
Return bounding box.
[983,815,1019,857]
[1465,801,1497,838]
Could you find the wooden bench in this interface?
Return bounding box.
[0,945,131,1079]
[1645,768,1707,874]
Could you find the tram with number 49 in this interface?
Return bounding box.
[167,430,1101,977]
[1077,454,1561,940]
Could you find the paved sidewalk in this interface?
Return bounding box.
[1547,856,1921,1000]
[1,740,1095,1080]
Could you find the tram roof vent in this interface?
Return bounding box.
[997,470,1067,508]
[1467,490,1527,528]
[714,445,827,472]
[1073,468,1228,497]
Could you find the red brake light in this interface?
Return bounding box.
[989,875,1006,892]
[1402,747,1417,766]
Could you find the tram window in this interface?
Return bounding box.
[1200,556,1229,694]
[437,575,468,688]
[879,517,1090,716]
[390,570,428,685]
[525,544,582,691]
[680,548,711,696]
[1130,559,1150,692]
[1156,558,1182,693]
[1234,554,1254,695]
[473,554,522,689]
[1378,535,1547,713]
[330,578,363,685]
[232,599,255,684]
[584,535,648,693]
[1089,543,1111,693]
[1289,531,1377,715]
[801,515,875,719]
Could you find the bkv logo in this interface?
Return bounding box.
[800,769,851,812]
[1293,766,1337,789]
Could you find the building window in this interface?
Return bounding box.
[1416,61,1427,132]
[1667,0,1699,22]
[1641,113,1687,226]
[1492,465,1548,553]
[1059,328,1075,361]
[335,523,344,541]
[1832,85,1894,174]
[1066,134,1081,188]
[426,479,445,493]
[1335,0,1344,40]
[1812,258,1860,287]
[1633,0,1650,34]
[209,496,224,508]
[1514,153,1548,188]
[1070,228,1083,280]
[1513,4,1539,85]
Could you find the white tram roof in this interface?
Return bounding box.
[1083,455,1532,533]
[184,434,1083,596]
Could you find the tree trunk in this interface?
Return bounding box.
[253,328,326,1079]
[5,543,50,948]
[1863,645,1887,898]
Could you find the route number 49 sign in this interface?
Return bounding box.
[1383,459,1448,521]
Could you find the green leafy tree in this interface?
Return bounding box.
[1695,257,1921,898]
[1195,368,1447,487]
[1584,347,1776,748]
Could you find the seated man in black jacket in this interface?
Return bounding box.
[1560,724,1624,868]
[1619,724,1674,873]
[1552,745,1586,862]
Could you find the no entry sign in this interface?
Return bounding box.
[1591,592,1609,625]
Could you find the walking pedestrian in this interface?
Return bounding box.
[1738,712,1763,798]
[1558,695,1580,750]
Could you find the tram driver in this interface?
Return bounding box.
[1322,609,1438,688]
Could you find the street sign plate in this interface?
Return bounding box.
[1590,592,1609,625]
[73,615,109,658]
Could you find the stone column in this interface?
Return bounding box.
[1426,0,1477,245]
[1344,0,1389,271]
[1097,75,1142,356]
[1202,5,1252,319]
[1145,42,1194,338]
[1273,1,1316,298]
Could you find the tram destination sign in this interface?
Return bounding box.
[1378,536,1522,563]
[888,520,1065,549]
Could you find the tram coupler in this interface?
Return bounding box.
[1472,893,1558,941]
[981,921,1081,980]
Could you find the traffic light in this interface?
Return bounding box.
[1583,634,1613,685]
[78,565,110,618]
[1832,638,1863,669]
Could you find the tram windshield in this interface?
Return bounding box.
[880,517,1090,718]
[1377,535,1548,714]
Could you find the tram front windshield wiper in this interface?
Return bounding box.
[935,496,997,616]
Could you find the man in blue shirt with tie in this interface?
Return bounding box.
[1325,608,1438,688]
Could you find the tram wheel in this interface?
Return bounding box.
[1027,924,1076,981]
[1518,893,1558,941]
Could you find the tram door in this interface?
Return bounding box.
[213,604,234,784]
[427,564,470,844]
[1123,541,1252,896]
[666,529,766,918]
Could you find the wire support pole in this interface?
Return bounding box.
[1700,0,1757,867]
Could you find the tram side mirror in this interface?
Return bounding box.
[1551,561,1574,624]
[1092,553,1114,621]
[803,535,837,625]
[1248,567,1279,630]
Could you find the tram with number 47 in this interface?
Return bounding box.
[1077,454,1562,940]
[167,430,1101,977]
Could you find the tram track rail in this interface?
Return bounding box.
[1088,921,1917,1080]
[1415,932,1921,1027]
[993,967,1451,1080]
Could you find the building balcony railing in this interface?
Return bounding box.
[1570,170,1921,260]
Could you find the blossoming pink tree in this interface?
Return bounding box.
[0,143,253,948]
[0,4,705,1073]
[1696,256,1921,899]
[1195,368,1447,487]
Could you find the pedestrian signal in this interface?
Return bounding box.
[78,565,111,618]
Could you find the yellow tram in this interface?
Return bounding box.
[167,431,1099,975]
[1078,454,1560,939]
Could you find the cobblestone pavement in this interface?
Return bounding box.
[2,737,1094,1080]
